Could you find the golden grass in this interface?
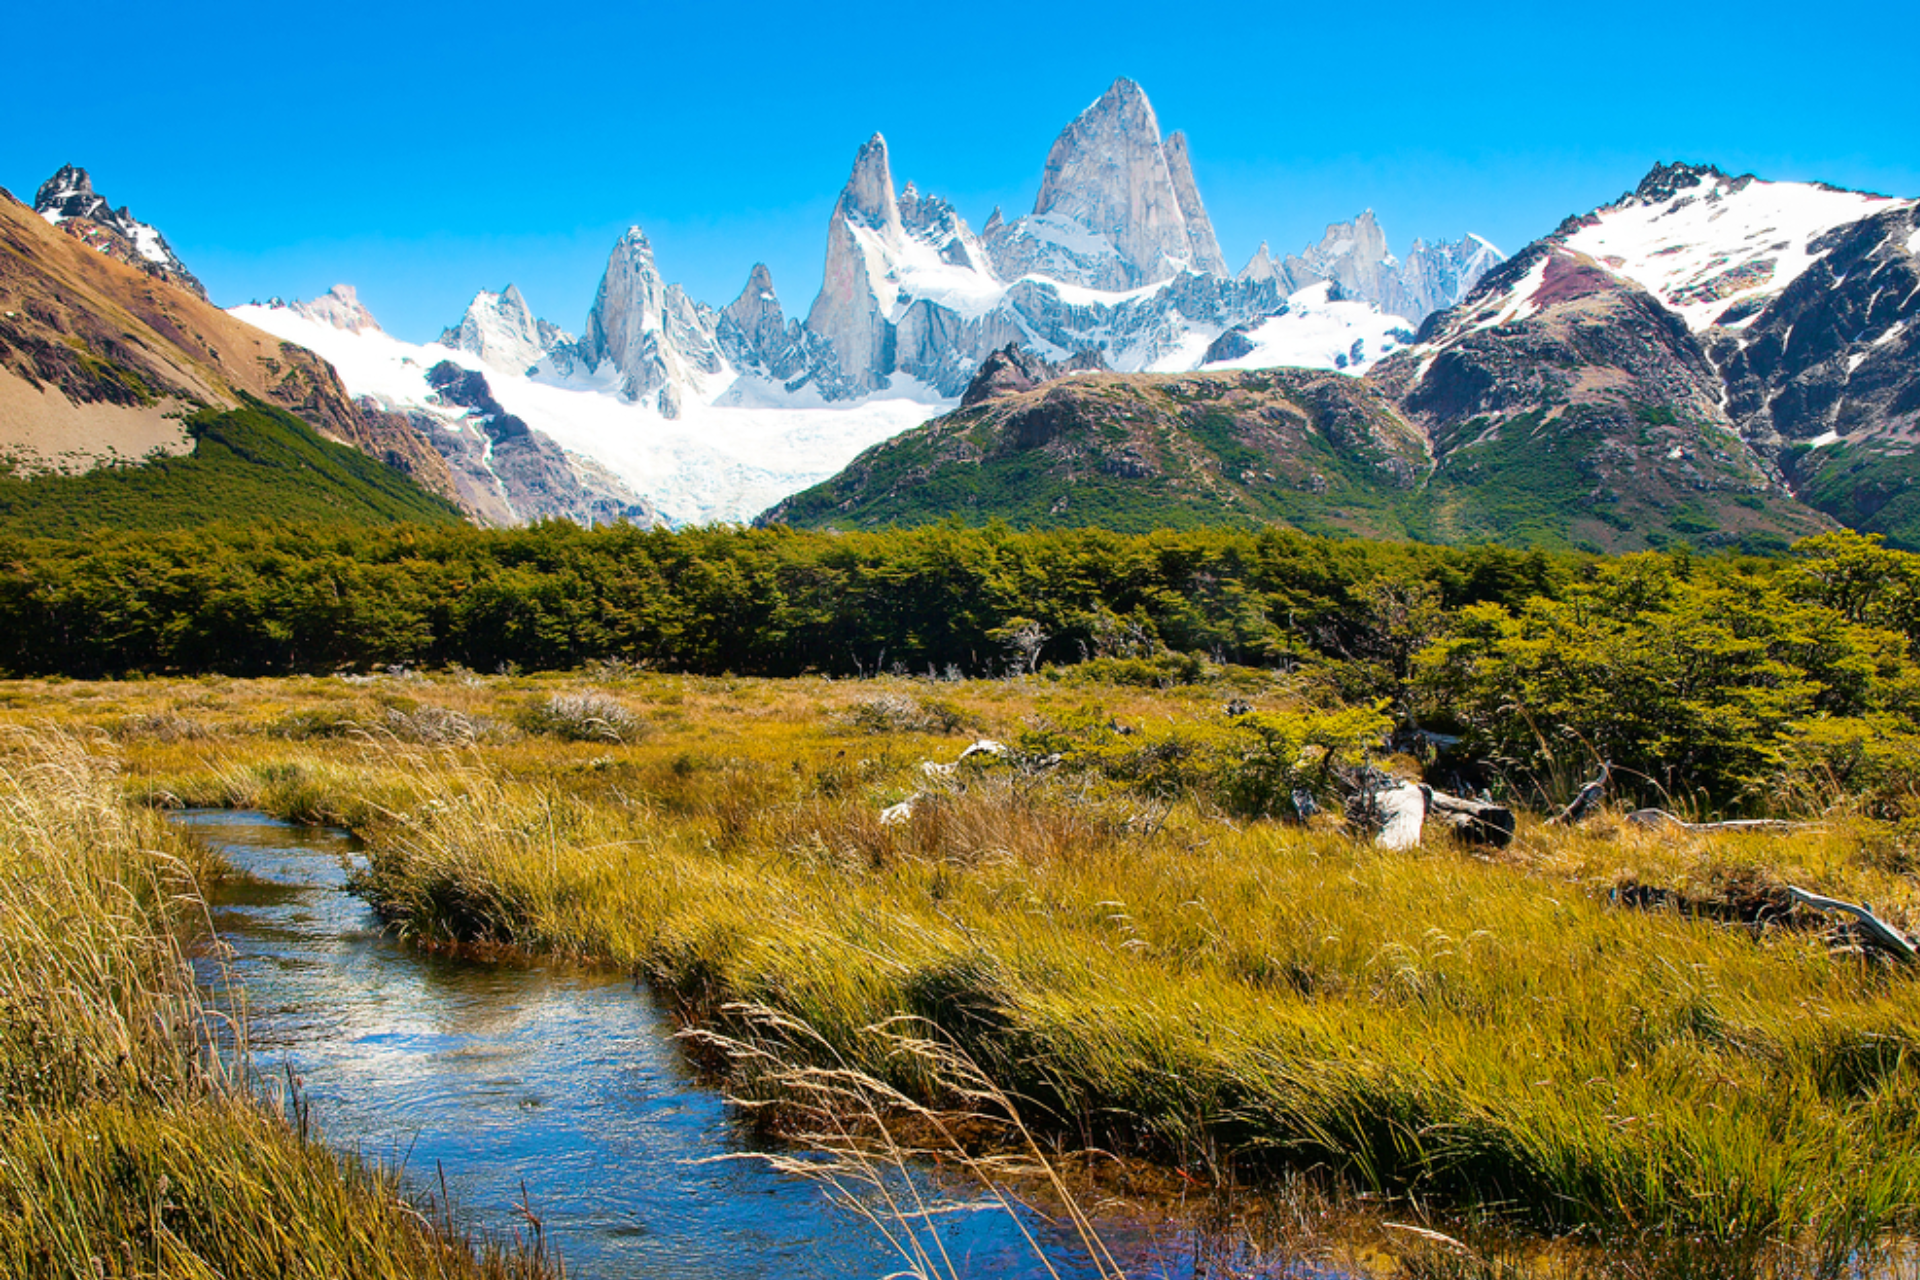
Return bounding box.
[0,726,557,1279]
[7,670,1920,1274]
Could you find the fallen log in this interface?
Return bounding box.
[1785,886,1919,962]
[1548,763,1611,826]
[1372,781,1426,851]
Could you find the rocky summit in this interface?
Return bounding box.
[33,165,207,299]
[544,78,1501,416]
[440,284,573,376]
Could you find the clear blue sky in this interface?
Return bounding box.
[9,1,1915,344]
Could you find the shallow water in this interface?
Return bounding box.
[178,810,1217,1279]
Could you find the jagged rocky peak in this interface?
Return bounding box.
[1261,211,1504,326]
[32,163,207,298]
[1028,77,1201,286]
[1627,160,1734,205]
[960,343,1110,408]
[1162,131,1227,277]
[34,164,103,219]
[804,135,911,399]
[577,226,727,416]
[1239,241,1279,284]
[718,263,806,382]
[287,284,382,334]
[841,133,901,231]
[440,283,572,374]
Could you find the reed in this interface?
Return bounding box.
[0,726,559,1279]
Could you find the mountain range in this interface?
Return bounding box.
[4,80,1916,551]
[224,78,1505,526]
[776,161,1920,552]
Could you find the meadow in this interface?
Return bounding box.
[1,641,1915,1278]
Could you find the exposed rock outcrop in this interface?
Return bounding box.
[571,227,727,415]
[418,361,658,526]
[32,165,207,300]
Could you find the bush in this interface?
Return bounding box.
[835,692,969,735]
[1023,702,1391,818]
[516,691,646,744]
[1057,652,1208,687]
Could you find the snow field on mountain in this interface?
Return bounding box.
[848,221,1003,322]
[1183,282,1415,374]
[232,303,951,526]
[1563,179,1900,330]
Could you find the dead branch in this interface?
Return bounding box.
[1785,886,1919,962]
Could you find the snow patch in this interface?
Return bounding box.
[1563,177,1900,330]
[1186,282,1414,375]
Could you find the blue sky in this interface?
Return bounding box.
[10,1,1916,343]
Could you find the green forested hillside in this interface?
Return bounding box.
[0,401,463,536]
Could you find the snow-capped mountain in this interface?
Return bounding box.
[33,165,207,298]
[1556,161,1900,331]
[233,290,942,527]
[215,79,1502,526]
[439,284,573,376]
[1368,160,1920,550]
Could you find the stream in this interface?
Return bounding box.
[178,810,1241,1280]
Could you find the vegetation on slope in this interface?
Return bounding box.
[1787,438,1920,552]
[0,400,464,537]
[762,369,1434,539]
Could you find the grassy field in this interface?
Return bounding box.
[0,724,557,1279]
[7,666,1919,1277]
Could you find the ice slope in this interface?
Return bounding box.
[232,303,950,526]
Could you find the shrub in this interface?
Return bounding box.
[1023,702,1390,818]
[516,691,646,744]
[836,693,969,735]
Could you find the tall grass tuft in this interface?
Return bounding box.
[0,727,558,1279]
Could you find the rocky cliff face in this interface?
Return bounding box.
[715,263,807,384]
[33,165,207,299]
[804,134,914,398]
[571,227,727,416]
[1020,78,1210,287]
[440,284,571,375]
[1706,199,1920,541]
[419,361,657,525]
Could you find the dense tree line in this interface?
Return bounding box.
[0,521,1566,679]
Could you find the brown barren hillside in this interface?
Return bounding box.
[0,188,459,500]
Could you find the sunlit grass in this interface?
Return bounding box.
[7,669,1920,1273]
[0,726,557,1279]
